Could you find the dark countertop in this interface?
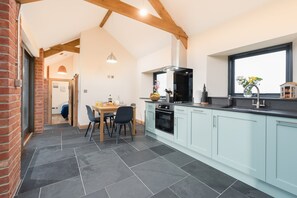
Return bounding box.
[145,101,297,119]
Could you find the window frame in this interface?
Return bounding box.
[228,43,293,97]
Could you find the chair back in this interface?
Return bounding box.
[114,106,133,124]
[86,105,95,122]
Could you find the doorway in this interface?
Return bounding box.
[22,49,34,144]
[48,75,78,126]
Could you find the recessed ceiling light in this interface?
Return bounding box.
[139,8,148,16]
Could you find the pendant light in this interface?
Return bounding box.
[57,65,67,74]
[106,52,117,64]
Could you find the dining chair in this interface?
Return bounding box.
[112,106,133,144]
[85,105,110,141]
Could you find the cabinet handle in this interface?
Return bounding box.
[193,109,204,113]
[213,116,217,128]
[277,120,297,127]
[174,117,177,127]
[176,109,185,112]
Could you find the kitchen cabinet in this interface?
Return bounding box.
[174,106,188,146]
[145,103,155,134]
[267,116,297,195]
[212,110,266,180]
[188,108,212,158]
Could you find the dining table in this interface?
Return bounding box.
[92,104,136,142]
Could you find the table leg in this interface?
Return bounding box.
[100,111,104,142]
[132,108,136,135]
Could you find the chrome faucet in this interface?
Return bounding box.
[251,85,265,108]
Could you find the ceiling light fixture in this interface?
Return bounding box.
[139,0,148,16]
[106,52,117,64]
[57,65,67,74]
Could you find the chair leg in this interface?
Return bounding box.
[124,124,127,136]
[85,122,91,137]
[105,119,111,137]
[89,122,95,141]
[111,122,115,137]
[116,124,120,144]
[128,122,133,141]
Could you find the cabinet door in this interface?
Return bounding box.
[145,103,155,133]
[267,116,297,196]
[174,106,188,146]
[188,108,212,157]
[212,110,266,180]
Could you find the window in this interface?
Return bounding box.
[228,43,292,96]
[153,72,167,97]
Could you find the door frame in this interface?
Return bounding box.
[48,78,71,125]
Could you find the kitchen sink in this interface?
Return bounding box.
[221,106,272,112]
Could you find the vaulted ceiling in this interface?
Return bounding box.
[21,0,276,59]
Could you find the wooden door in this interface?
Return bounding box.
[68,81,73,125]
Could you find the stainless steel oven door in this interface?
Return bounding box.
[155,109,174,134]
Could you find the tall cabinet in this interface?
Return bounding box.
[145,103,155,134]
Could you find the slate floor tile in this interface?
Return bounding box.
[150,145,175,156]
[19,157,79,193]
[163,150,195,167]
[30,147,74,167]
[120,149,158,167]
[231,180,272,198]
[75,144,100,156]
[15,188,40,198]
[77,149,118,167]
[96,139,126,150]
[218,187,247,198]
[81,189,109,198]
[40,176,84,198]
[131,157,188,193]
[106,176,152,198]
[170,176,219,198]
[151,188,179,198]
[20,148,36,179]
[181,160,236,193]
[80,157,133,194]
[112,143,137,156]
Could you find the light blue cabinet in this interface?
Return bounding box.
[188,108,212,157]
[145,103,155,134]
[212,110,266,180]
[267,116,297,196]
[174,106,188,146]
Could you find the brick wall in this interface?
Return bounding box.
[34,49,44,133]
[44,79,48,124]
[0,0,21,197]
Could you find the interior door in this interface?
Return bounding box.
[68,82,73,125]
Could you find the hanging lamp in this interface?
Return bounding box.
[57,65,67,74]
[106,52,117,64]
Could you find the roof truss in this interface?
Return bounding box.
[44,39,80,58]
[86,0,188,48]
[16,0,41,4]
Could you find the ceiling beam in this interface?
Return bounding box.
[99,10,113,28]
[16,0,41,4]
[148,0,187,48]
[44,39,80,58]
[85,0,188,40]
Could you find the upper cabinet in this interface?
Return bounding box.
[212,110,266,181]
[188,108,212,158]
[145,103,155,134]
[267,116,297,196]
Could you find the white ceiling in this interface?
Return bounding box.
[21,0,276,61]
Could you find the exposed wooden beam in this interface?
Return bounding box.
[148,0,187,48]
[85,0,188,39]
[44,39,80,58]
[16,0,41,4]
[100,10,113,28]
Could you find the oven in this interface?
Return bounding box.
[155,104,174,134]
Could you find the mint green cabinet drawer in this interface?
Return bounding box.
[267,116,297,196]
[188,108,212,157]
[212,110,266,180]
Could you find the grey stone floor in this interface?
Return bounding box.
[15,124,272,198]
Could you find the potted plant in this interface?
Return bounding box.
[237,76,262,97]
[150,80,160,101]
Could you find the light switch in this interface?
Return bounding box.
[84,89,88,93]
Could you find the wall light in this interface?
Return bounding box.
[57,65,67,74]
[106,52,117,64]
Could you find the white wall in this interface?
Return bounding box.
[188,0,297,97]
[78,27,137,125]
[48,56,74,79]
[52,81,69,114]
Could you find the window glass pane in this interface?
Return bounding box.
[156,73,167,97]
[234,50,286,94]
